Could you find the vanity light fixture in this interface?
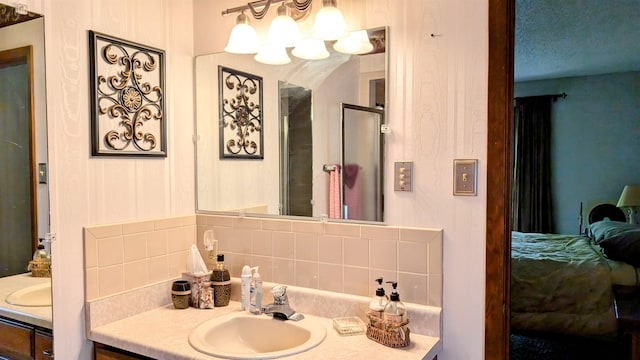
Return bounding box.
[291,38,329,60]
[222,0,353,63]
[267,3,302,48]
[224,12,260,54]
[254,43,291,65]
[333,30,374,55]
[311,0,348,41]
[13,1,28,15]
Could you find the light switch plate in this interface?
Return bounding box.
[38,163,47,184]
[394,161,413,192]
[453,159,477,196]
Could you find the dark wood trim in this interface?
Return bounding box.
[486,0,514,359]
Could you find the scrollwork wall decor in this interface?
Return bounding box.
[218,66,263,159]
[89,31,166,156]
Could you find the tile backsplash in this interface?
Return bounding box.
[84,214,442,307]
[84,216,197,301]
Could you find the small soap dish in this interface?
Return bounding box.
[333,317,366,336]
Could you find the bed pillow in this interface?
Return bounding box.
[597,229,640,267]
[588,219,640,242]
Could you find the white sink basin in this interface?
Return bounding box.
[5,282,52,307]
[189,311,327,359]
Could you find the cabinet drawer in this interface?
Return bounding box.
[0,318,32,359]
[95,343,154,360]
[35,329,54,359]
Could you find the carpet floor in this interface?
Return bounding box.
[510,332,630,360]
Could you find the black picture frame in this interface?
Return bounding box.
[218,66,263,159]
[89,30,167,157]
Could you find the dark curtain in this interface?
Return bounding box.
[512,96,554,233]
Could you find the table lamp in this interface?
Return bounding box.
[617,185,640,224]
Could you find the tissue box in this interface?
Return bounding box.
[182,271,212,308]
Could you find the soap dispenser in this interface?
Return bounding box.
[368,277,389,319]
[383,281,406,324]
[249,266,263,314]
[210,254,231,307]
[33,243,48,260]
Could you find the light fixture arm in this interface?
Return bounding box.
[292,0,312,11]
[222,0,312,20]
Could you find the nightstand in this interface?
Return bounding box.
[614,285,640,360]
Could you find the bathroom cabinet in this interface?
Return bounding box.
[94,343,154,360]
[0,315,53,359]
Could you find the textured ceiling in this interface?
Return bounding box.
[515,0,640,81]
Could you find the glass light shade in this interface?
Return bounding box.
[254,44,291,65]
[224,14,259,54]
[311,3,348,40]
[267,13,302,48]
[292,38,330,60]
[333,30,374,55]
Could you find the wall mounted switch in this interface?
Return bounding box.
[453,159,478,196]
[38,163,47,184]
[394,161,413,192]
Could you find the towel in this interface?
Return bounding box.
[329,165,341,219]
[343,164,361,220]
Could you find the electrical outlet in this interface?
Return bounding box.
[453,159,478,196]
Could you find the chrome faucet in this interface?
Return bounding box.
[263,285,303,321]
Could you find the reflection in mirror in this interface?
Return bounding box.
[341,104,384,222]
[0,4,49,278]
[279,82,313,217]
[0,4,52,344]
[196,27,387,222]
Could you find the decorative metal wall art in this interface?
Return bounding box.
[89,31,166,156]
[218,66,263,159]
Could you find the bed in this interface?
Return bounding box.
[511,205,640,336]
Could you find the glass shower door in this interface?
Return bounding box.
[341,103,384,222]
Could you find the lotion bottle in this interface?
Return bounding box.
[210,254,231,306]
[249,266,263,314]
[241,265,252,311]
[368,277,389,319]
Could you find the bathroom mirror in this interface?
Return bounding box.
[0,4,50,278]
[195,27,387,221]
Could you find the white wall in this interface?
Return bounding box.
[27,0,487,359]
[198,1,488,359]
[22,0,195,358]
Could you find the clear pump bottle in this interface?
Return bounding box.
[383,281,406,324]
[33,244,47,260]
[368,277,389,319]
[249,266,263,314]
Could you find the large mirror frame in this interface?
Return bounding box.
[195,27,388,223]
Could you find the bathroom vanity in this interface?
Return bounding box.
[86,279,442,360]
[0,273,53,359]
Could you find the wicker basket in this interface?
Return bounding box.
[366,314,410,348]
[28,259,51,278]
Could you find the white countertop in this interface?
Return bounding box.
[89,301,441,360]
[0,272,52,329]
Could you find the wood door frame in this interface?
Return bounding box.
[486,0,514,359]
[0,45,38,253]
